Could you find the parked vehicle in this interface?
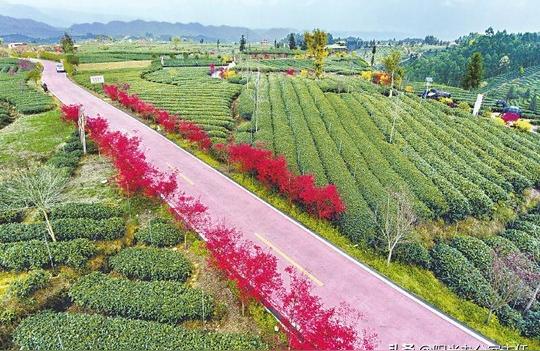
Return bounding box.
[55,63,65,73]
[421,88,451,99]
[501,105,522,123]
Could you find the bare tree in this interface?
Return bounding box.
[374,189,417,265]
[485,250,529,323]
[0,166,68,242]
[502,251,540,312]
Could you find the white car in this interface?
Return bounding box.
[55,63,65,73]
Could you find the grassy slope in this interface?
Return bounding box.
[0,110,72,172]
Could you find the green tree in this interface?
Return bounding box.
[288,33,296,50]
[25,63,42,85]
[462,52,484,90]
[304,29,328,78]
[60,32,75,53]
[382,50,404,97]
[371,43,377,66]
[239,35,246,52]
[171,36,181,50]
[499,55,510,73]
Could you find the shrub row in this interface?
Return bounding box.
[449,236,494,277]
[13,311,267,350]
[501,229,540,262]
[0,239,96,271]
[50,202,123,220]
[134,219,185,247]
[8,269,51,298]
[419,98,533,194]
[331,92,447,218]
[69,272,214,323]
[0,217,125,243]
[430,243,497,308]
[360,94,495,219]
[47,132,85,174]
[0,210,23,224]
[393,242,431,268]
[109,247,193,282]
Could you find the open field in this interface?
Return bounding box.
[78,60,153,71]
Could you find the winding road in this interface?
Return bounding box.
[40,60,494,350]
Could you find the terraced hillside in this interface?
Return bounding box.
[409,66,540,120]
[479,65,540,116]
[74,66,241,143]
[239,74,540,240]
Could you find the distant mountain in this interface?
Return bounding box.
[69,20,293,42]
[0,14,63,40]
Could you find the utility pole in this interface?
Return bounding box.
[78,107,87,154]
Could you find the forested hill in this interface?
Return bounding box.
[405,30,540,86]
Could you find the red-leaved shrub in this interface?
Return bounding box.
[80,111,375,350]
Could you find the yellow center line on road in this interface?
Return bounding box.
[179,173,195,185]
[254,233,324,287]
[166,162,194,185]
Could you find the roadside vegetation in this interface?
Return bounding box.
[4,25,540,347]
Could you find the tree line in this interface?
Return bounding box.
[406,29,540,87]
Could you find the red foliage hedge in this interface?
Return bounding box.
[78,113,376,350]
[228,143,345,220]
[101,83,346,220]
[103,84,212,150]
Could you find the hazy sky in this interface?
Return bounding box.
[2,0,540,39]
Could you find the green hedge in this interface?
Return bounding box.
[50,203,123,220]
[70,272,214,323]
[483,235,520,255]
[0,210,23,224]
[0,217,125,243]
[450,236,494,276]
[237,85,254,120]
[393,242,431,268]
[13,311,267,351]
[521,311,540,338]
[8,269,51,298]
[510,220,540,238]
[135,220,185,247]
[430,243,497,308]
[0,239,96,271]
[501,229,540,261]
[109,247,193,282]
[47,149,83,172]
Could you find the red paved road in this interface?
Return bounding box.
[40,60,494,350]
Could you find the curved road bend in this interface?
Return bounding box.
[40,60,494,350]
